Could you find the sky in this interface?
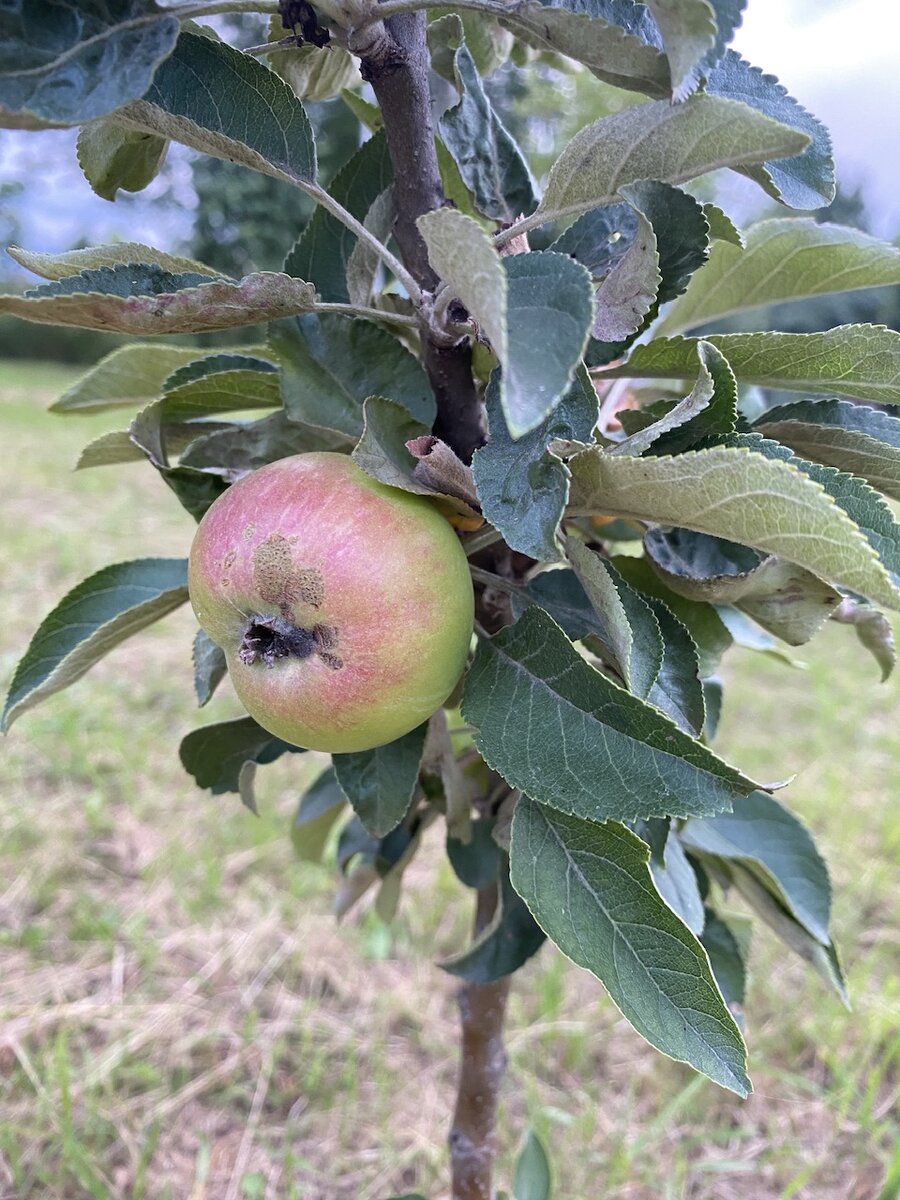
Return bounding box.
[730,0,900,235]
[0,0,898,276]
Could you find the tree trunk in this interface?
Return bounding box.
[448,884,512,1200]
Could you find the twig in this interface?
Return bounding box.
[463,526,503,557]
[304,181,424,305]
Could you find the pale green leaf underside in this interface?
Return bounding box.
[646,0,717,97]
[0,270,317,334]
[538,95,809,225]
[567,445,900,611]
[2,559,189,731]
[76,117,168,202]
[500,2,669,96]
[50,344,205,413]
[602,326,900,406]
[418,207,506,367]
[510,798,750,1095]
[8,242,218,281]
[659,219,900,335]
[644,530,840,647]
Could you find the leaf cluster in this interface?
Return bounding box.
[3,0,899,1098]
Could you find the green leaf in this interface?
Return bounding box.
[419,212,594,438]
[473,367,596,560]
[418,207,505,361]
[192,630,227,708]
[567,443,900,611]
[513,1129,552,1200]
[49,345,205,414]
[332,723,429,838]
[429,10,514,79]
[549,203,637,279]
[660,219,900,335]
[831,598,896,682]
[565,538,663,697]
[643,594,705,736]
[754,398,900,503]
[644,528,842,646]
[649,830,704,934]
[179,411,347,480]
[610,555,733,678]
[646,0,717,97]
[682,790,832,943]
[76,118,167,201]
[509,799,750,1095]
[8,242,219,281]
[592,201,660,343]
[284,132,392,303]
[700,909,747,1012]
[704,52,834,209]
[499,1,669,97]
[446,819,502,889]
[702,202,744,247]
[461,607,756,823]
[726,862,847,1005]
[441,863,545,983]
[346,186,394,308]
[117,31,316,186]
[0,265,317,334]
[150,365,280,423]
[0,0,179,127]
[76,430,148,469]
[624,180,711,306]
[351,397,480,521]
[180,716,301,814]
[537,94,809,226]
[163,350,277,388]
[271,314,435,439]
[434,15,538,221]
[2,559,188,731]
[610,340,736,456]
[502,252,595,437]
[291,767,347,863]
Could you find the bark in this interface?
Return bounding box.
[358,11,484,463]
[448,884,512,1200]
[358,19,506,1196]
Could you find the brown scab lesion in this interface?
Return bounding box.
[252,532,325,619]
[313,623,343,671]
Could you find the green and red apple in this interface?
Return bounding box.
[188,452,474,753]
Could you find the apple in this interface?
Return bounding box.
[188,452,475,753]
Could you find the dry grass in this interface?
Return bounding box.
[1,359,898,1200]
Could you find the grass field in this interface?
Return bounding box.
[1,358,898,1200]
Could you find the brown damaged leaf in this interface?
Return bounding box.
[0,272,318,334]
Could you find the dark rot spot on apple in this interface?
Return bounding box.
[252,532,324,617]
[238,615,344,671]
[239,614,317,667]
